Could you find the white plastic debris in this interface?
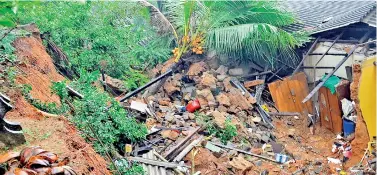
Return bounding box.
[341,98,354,117]
[327,157,342,164]
[130,101,148,113]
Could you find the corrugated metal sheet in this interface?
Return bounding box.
[282,1,376,33]
[140,151,175,175]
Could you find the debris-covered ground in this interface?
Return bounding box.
[0,28,374,175]
[122,55,375,174]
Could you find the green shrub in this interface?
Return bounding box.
[56,70,147,155]
[18,1,172,79]
[195,112,237,144]
[21,84,68,115]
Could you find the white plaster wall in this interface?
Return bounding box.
[303,42,367,83]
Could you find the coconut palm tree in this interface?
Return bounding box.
[141,0,308,67]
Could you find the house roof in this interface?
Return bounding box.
[283,1,376,34]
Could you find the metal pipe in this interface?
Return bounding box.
[119,69,173,102]
[242,70,272,79]
[301,66,335,69]
[291,37,321,76]
[308,53,347,56]
[267,66,284,81]
[315,32,344,67]
[318,39,359,43]
[209,142,278,162]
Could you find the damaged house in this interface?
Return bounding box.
[281,1,376,135]
[118,1,377,174]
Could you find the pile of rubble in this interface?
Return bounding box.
[118,57,376,174]
[121,60,302,174]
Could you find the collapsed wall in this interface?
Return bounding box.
[348,63,370,167]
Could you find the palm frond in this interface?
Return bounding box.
[207,23,299,66]
[138,0,178,41]
[206,1,295,28]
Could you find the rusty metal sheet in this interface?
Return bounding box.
[268,72,313,114]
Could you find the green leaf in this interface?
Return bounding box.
[0,18,15,27]
[0,7,14,15]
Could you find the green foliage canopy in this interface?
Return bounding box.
[18,1,171,79]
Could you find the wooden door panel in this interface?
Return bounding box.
[268,80,296,112]
[268,72,313,114]
[319,87,333,130]
[326,88,342,134]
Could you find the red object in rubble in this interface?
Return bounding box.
[186,99,200,113]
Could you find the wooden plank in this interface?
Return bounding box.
[268,79,296,112]
[268,72,312,113]
[244,79,265,88]
[326,88,342,134]
[319,87,332,130]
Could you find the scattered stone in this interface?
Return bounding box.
[188,113,196,120]
[196,89,216,107]
[223,77,234,92]
[244,79,265,88]
[177,120,185,127]
[227,105,240,114]
[211,111,227,128]
[200,72,217,89]
[229,155,253,171]
[216,93,230,107]
[158,98,171,106]
[254,160,262,166]
[174,115,183,120]
[251,148,262,155]
[227,88,252,110]
[216,74,227,82]
[190,122,197,127]
[197,97,208,108]
[181,84,196,94]
[252,116,262,123]
[314,166,322,174]
[228,150,238,157]
[161,130,179,140]
[228,68,244,76]
[187,61,208,78]
[261,135,270,143]
[247,96,257,104]
[145,118,157,129]
[165,113,174,122]
[182,113,189,120]
[236,111,248,119]
[159,106,170,113]
[218,105,228,113]
[215,65,228,75]
[163,77,180,96]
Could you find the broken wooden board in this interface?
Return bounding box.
[268,72,313,114]
[319,87,342,134]
[244,79,265,88]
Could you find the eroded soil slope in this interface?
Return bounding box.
[2,28,111,175]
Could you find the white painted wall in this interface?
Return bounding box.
[304,42,367,83]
